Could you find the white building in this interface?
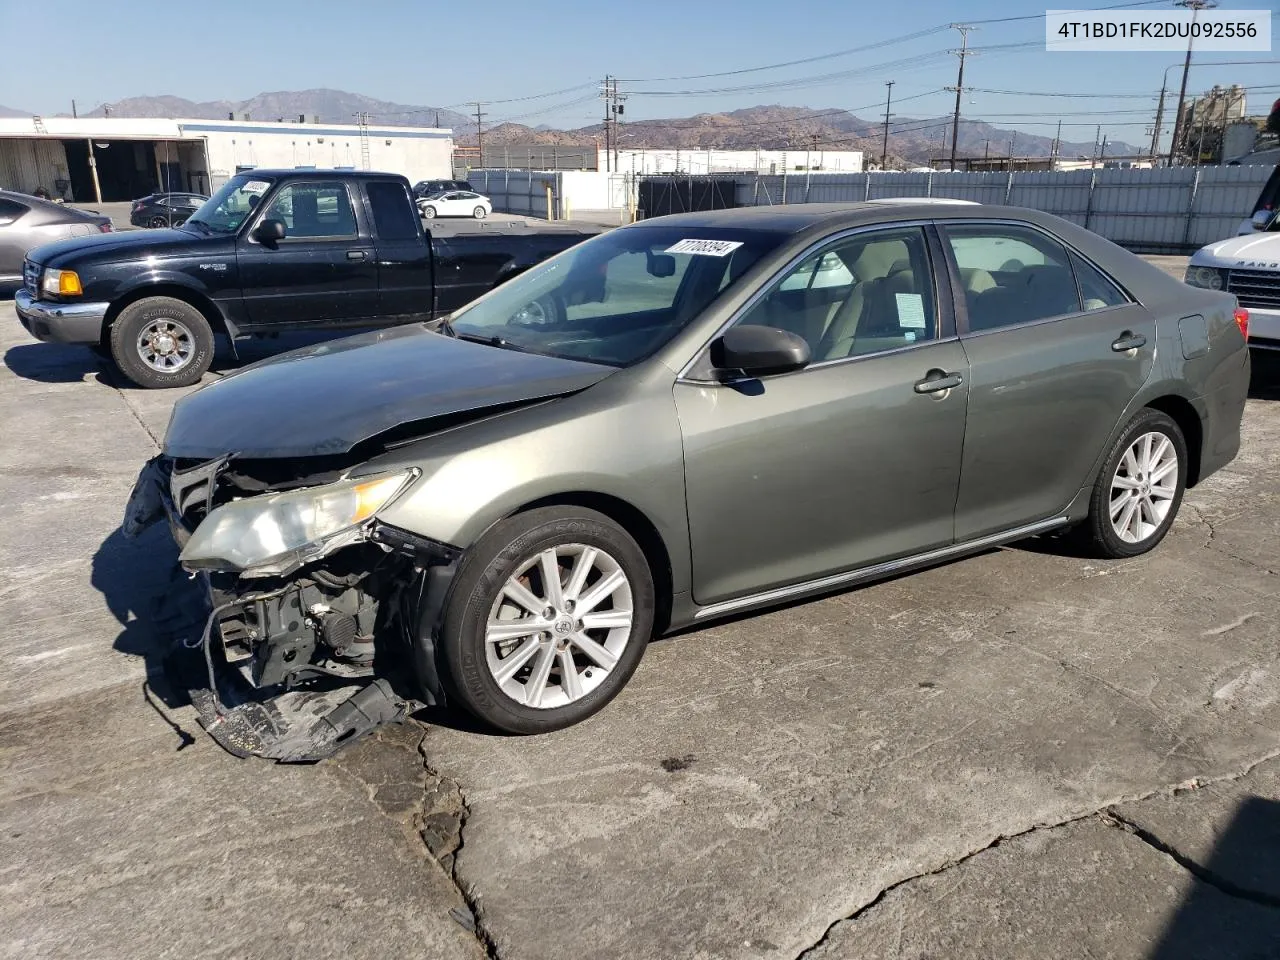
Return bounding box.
[611,148,864,176]
[0,115,454,202]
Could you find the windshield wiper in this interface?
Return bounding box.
[451,329,533,353]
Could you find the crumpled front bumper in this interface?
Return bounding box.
[121,456,443,762]
[15,289,111,344]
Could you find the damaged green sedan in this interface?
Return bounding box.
[124,203,1250,759]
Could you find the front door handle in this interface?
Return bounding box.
[1111,331,1147,352]
[914,370,964,394]
[346,250,367,261]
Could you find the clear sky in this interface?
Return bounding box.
[2,0,1278,150]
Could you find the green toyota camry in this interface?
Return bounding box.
[124,202,1250,755]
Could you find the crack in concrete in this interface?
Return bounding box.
[1185,503,1277,575]
[1102,808,1280,909]
[415,731,502,960]
[793,747,1280,960]
[103,373,160,449]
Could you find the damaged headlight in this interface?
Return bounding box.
[180,471,416,577]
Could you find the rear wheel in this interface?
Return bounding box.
[473,206,487,219]
[148,215,168,228]
[1075,408,1187,558]
[109,296,215,389]
[434,506,655,734]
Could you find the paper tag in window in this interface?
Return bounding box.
[664,238,744,257]
[242,180,271,194]
[895,293,927,329]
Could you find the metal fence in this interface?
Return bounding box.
[651,166,1274,253]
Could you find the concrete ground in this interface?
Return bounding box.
[3,256,1280,960]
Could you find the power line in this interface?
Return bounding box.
[618,26,950,82]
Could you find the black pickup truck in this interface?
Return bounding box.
[15,170,596,387]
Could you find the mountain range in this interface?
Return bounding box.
[4,89,1142,165]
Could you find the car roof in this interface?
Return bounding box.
[629,202,1063,234]
[0,189,97,218]
[243,168,409,180]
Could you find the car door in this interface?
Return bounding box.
[236,180,378,327]
[674,225,970,606]
[364,178,433,320]
[940,221,1156,541]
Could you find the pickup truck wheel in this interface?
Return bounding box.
[110,297,214,389]
[422,206,437,220]
[473,206,487,219]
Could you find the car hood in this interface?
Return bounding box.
[28,227,216,268]
[1191,232,1280,268]
[163,324,616,459]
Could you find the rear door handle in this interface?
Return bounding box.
[1111,331,1147,352]
[346,250,367,261]
[914,370,964,394]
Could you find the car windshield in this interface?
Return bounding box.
[448,225,785,367]
[184,175,275,234]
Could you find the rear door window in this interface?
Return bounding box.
[943,224,1082,332]
[366,180,420,241]
[0,198,28,222]
[1070,252,1129,310]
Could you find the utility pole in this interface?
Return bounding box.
[473,102,486,167]
[1150,80,1167,160]
[1051,119,1062,168]
[881,80,895,169]
[1169,0,1217,167]
[600,77,626,173]
[946,24,974,172]
[71,99,77,119]
[1092,124,1102,168]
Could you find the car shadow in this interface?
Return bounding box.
[1143,795,1280,959]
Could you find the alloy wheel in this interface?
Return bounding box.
[1109,431,1179,544]
[136,318,195,372]
[485,544,634,709]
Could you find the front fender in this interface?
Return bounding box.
[370,382,693,598]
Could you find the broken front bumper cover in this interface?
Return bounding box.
[123,456,453,762]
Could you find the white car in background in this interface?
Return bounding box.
[418,190,492,220]
[1185,208,1280,351]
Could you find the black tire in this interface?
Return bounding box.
[434,506,655,734]
[473,206,487,219]
[422,205,437,220]
[109,296,215,389]
[149,216,168,228]
[1075,408,1188,559]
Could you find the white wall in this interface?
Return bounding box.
[0,139,70,194]
[190,122,454,190]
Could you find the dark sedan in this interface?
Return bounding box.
[0,190,111,288]
[125,202,1249,756]
[130,192,209,228]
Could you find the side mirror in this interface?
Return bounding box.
[253,219,286,244]
[710,325,811,378]
[646,252,676,277]
[1252,209,1274,232]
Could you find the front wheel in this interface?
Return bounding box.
[109,296,215,388]
[422,205,437,220]
[473,206,487,219]
[433,506,655,734]
[1075,407,1188,558]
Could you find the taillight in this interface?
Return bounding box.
[1234,306,1249,340]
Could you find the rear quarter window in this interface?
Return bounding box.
[0,198,30,220]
